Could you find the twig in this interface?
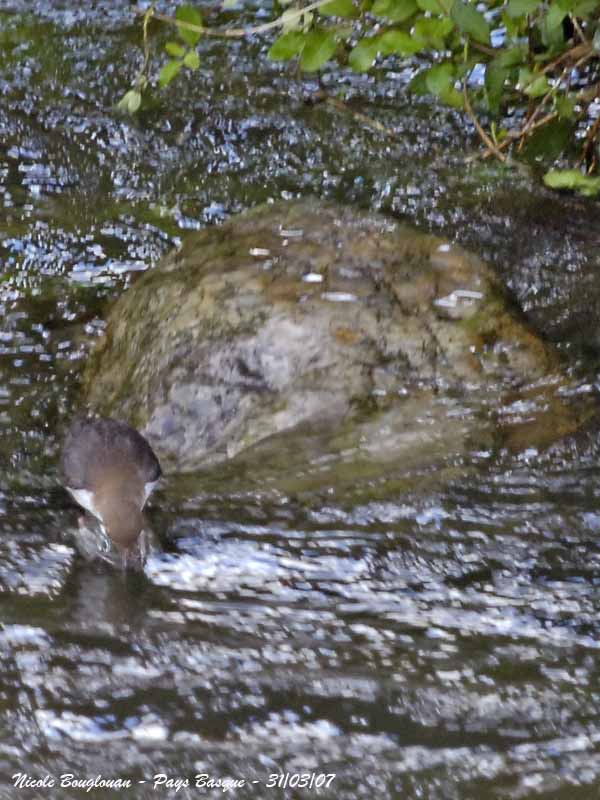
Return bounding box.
[578,93,600,168]
[135,0,336,40]
[518,85,555,151]
[540,42,591,76]
[476,70,600,161]
[571,15,588,45]
[139,4,155,85]
[463,83,507,162]
[479,110,560,160]
[470,40,498,58]
[324,96,396,137]
[484,110,562,159]
[517,48,595,150]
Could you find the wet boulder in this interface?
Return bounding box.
[82,201,572,473]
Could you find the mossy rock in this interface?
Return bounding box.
[82,200,578,473]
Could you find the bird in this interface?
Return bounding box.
[61,416,162,568]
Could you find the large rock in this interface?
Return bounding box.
[82,201,575,473]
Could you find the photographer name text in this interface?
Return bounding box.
[13,772,337,793]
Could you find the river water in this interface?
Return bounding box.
[1,2,600,798]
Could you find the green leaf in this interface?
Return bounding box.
[279,8,302,33]
[545,1,567,31]
[176,5,203,47]
[451,0,490,43]
[413,16,454,47]
[485,62,508,111]
[320,0,357,16]
[518,66,549,96]
[443,87,464,108]
[372,0,418,21]
[554,93,576,119]
[183,49,200,69]
[165,41,186,58]
[159,59,182,87]
[572,0,597,16]
[424,62,463,107]
[524,118,573,160]
[506,0,540,16]
[300,28,337,71]
[409,68,429,94]
[416,0,447,13]
[117,89,142,114]
[501,10,523,37]
[484,47,525,112]
[349,36,380,71]
[268,30,306,60]
[543,169,600,196]
[377,29,426,55]
[336,24,354,40]
[495,44,527,68]
[527,76,550,96]
[541,10,565,45]
[425,62,453,94]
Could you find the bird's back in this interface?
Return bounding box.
[61,417,162,492]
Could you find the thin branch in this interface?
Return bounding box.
[139,4,155,85]
[576,82,600,104]
[570,14,588,45]
[470,40,498,58]
[578,88,600,168]
[518,85,555,151]
[135,0,336,40]
[517,48,596,150]
[324,96,396,137]
[540,41,591,76]
[137,0,600,172]
[463,82,507,162]
[479,110,560,160]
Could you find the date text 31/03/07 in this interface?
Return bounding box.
[12,772,338,793]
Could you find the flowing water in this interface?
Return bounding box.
[2,2,600,798]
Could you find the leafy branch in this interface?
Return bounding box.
[120,0,600,196]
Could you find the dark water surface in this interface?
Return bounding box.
[2,2,600,798]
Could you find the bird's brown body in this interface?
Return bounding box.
[61,417,161,566]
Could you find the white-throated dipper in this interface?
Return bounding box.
[61,416,162,568]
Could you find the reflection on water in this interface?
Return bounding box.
[2,2,600,798]
[3,414,600,798]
